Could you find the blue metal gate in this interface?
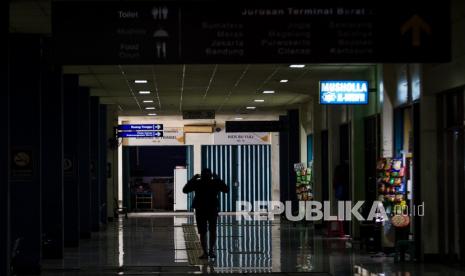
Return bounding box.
[186,145,194,211]
[201,145,271,212]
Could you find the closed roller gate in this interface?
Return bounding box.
[186,146,194,210]
[201,145,271,212]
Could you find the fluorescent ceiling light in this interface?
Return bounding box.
[139,91,151,94]
[289,64,305,68]
[280,79,289,83]
[254,99,265,102]
[143,100,154,103]
[263,90,275,94]
[147,113,157,116]
[235,117,243,120]
[145,107,156,110]
[246,106,256,110]
[134,80,148,83]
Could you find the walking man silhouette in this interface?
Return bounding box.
[183,168,228,259]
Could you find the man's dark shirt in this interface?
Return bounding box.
[183,176,229,213]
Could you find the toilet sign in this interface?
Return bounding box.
[319,80,369,105]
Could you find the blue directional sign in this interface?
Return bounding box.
[118,131,164,138]
[118,124,163,131]
[319,81,369,105]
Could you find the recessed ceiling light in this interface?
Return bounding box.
[263,90,275,94]
[289,64,305,68]
[280,79,289,83]
[145,107,156,110]
[134,80,148,84]
[254,99,265,102]
[147,113,157,116]
[143,100,154,103]
[139,91,151,94]
[246,106,256,110]
[235,117,243,120]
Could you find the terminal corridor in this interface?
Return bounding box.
[3,1,465,276]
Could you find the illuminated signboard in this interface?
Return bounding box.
[118,131,164,138]
[319,80,369,105]
[117,124,163,131]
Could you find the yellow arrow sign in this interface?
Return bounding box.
[401,14,432,47]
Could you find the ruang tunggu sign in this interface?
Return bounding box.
[124,127,185,146]
[214,131,271,145]
[319,80,369,105]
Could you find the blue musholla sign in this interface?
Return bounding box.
[319,80,369,105]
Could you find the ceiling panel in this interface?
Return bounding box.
[79,75,100,88]
[89,66,121,75]
[62,64,375,116]
[10,0,51,33]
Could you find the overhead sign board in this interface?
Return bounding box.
[319,80,369,105]
[118,124,163,131]
[52,1,451,64]
[124,127,185,145]
[214,131,271,145]
[118,131,164,138]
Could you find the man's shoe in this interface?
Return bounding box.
[199,253,209,259]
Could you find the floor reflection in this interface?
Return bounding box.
[117,218,124,268]
[40,214,465,275]
[213,216,272,273]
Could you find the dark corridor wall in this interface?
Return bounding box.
[2,1,10,275]
[128,146,187,177]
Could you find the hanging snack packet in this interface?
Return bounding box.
[392,159,402,171]
[377,159,386,170]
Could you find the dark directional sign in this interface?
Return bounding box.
[118,124,163,131]
[118,131,164,138]
[52,1,450,64]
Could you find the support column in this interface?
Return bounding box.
[287,109,300,206]
[279,115,289,202]
[420,82,440,258]
[63,75,80,247]
[1,1,10,275]
[106,106,118,221]
[99,105,108,225]
[41,61,64,259]
[90,97,101,231]
[78,88,92,239]
[413,102,422,259]
[312,100,324,204]
[279,109,300,207]
[279,111,299,271]
[9,34,42,274]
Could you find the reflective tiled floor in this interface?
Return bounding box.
[41,214,465,275]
